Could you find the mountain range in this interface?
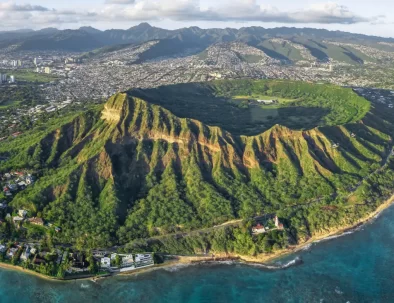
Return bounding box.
[2,23,394,64]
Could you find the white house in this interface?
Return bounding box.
[101,257,111,268]
[18,210,27,217]
[110,253,117,260]
[8,247,18,258]
[121,255,134,267]
[135,254,153,263]
[252,224,266,234]
[12,216,24,223]
[20,246,30,261]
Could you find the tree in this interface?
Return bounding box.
[87,254,98,274]
[114,255,122,268]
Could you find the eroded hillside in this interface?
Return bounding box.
[1,81,393,248]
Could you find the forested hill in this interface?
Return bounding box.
[1,80,393,249]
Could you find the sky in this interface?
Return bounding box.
[0,0,393,38]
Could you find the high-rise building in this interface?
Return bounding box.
[0,73,7,83]
[44,67,51,74]
[34,57,43,66]
[9,75,15,83]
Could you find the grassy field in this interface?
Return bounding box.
[0,100,22,109]
[0,69,59,83]
[233,95,298,103]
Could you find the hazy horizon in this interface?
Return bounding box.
[0,0,392,38]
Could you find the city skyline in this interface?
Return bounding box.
[0,0,392,38]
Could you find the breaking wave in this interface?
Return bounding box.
[163,263,193,272]
[300,243,312,251]
[80,284,90,289]
[248,256,303,270]
[314,230,355,244]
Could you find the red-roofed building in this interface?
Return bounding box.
[252,223,266,234]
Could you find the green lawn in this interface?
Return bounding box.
[233,94,298,103]
[0,100,22,109]
[0,69,59,83]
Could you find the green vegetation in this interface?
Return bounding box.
[0,69,59,83]
[133,79,370,135]
[0,85,43,108]
[238,54,264,63]
[0,80,393,257]
[257,40,303,61]
[122,223,288,256]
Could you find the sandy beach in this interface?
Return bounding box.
[0,262,65,282]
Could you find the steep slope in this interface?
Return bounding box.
[2,81,393,248]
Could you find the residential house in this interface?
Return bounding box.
[101,257,111,269]
[72,252,85,268]
[135,254,154,266]
[20,246,30,261]
[61,251,68,263]
[252,223,266,234]
[8,184,17,192]
[28,217,44,226]
[0,244,6,253]
[18,210,27,217]
[7,247,18,258]
[110,253,118,260]
[121,254,134,267]
[17,181,27,190]
[93,251,107,258]
[12,216,24,224]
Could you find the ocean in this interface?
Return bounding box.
[1,206,394,303]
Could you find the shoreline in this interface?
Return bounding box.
[1,194,393,282]
[0,262,65,282]
[236,193,394,264]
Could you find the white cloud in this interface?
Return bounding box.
[105,0,136,4]
[0,2,49,12]
[0,0,380,30]
[102,0,377,24]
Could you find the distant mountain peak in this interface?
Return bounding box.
[131,22,153,30]
[79,26,102,34]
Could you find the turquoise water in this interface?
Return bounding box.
[2,206,394,302]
